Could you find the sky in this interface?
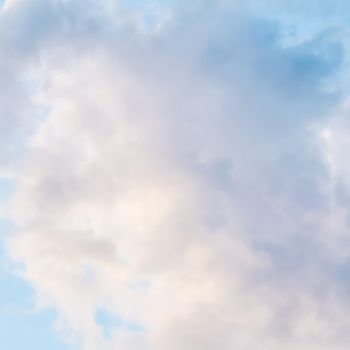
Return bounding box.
[2,1,350,350]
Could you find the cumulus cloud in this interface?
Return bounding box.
[3,1,350,349]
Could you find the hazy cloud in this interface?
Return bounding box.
[2,1,350,349]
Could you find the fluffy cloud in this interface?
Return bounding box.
[3,1,350,349]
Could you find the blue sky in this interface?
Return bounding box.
[0,263,68,350]
[3,1,350,350]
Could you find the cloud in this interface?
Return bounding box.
[2,1,350,349]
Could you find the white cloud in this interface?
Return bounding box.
[3,1,350,349]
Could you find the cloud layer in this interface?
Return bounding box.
[3,1,350,349]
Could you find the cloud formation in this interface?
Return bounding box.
[3,1,350,349]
